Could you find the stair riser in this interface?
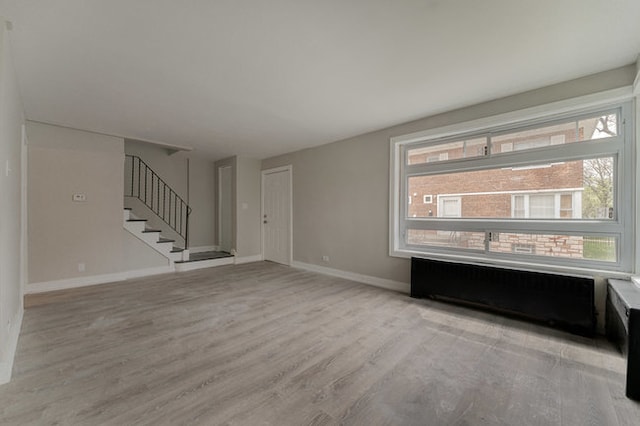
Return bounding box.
[123,212,188,262]
[124,221,146,233]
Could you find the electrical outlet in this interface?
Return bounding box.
[322,256,330,262]
[72,193,87,202]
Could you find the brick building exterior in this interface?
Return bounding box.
[405,123,603,259]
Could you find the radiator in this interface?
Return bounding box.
[411,257,596,336]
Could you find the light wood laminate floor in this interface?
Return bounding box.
[1,262,639,425]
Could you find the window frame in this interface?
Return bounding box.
[389,90,635,274]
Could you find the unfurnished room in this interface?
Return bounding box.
[1,1,640,425]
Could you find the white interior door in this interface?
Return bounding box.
[262,167,291,265]
[218,166,233,253]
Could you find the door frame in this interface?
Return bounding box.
[20,124,28,296]
[261,165,293,265]
[217,165,233,253]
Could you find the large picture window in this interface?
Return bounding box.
[390,98,634,272]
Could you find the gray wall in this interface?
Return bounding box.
[186,156,216,249]
[263,65,637,290]
[236,157,262,258]
[214,157,237,252]
[0,22,25,381]
[125,140,216,250]
[27,122,168,284]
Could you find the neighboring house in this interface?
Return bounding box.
[405,116,614,259]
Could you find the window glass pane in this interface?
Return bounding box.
[489,233,616,262]
[407,229,485,250]
[560,194,573,218]
[529,194,554,218]
[577,113,617,141]
[583,157,614,219]
[407,157,613,219]
[493,122,576,154]
[407,137,486,165]
[492,112,618,155]
[512,195,525,218]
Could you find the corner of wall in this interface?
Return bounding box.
[0,304,23,385]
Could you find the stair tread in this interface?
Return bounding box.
[142,229,161,233]
[126,219,147,222]
[157,238,175,243]
[171,248,184,253]
[124,207,132,210]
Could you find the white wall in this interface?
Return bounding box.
[0,20,25,384]
[262,65,637,289]
[27,122,168,289]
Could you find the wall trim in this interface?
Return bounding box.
[291,261,410,294]
[235,254,264,265]
[0,306,24,385]
[25,265,175,294]
[189,245,220,254]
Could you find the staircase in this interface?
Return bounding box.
[123,208,189,262]
[123,155,191,263]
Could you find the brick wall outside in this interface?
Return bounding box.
[408,161,583,218]
[406,128,586,257]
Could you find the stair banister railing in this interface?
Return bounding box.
[125,155,192,249]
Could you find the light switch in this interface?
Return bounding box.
[72,193,87,202]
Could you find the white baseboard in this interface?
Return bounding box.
[121,265,175,280]
[25,265,175,294]
[0,306,24,385]
[174,257,234,272]
[235,254,263,265]
[189,245,220,254]
[291,261,409,294]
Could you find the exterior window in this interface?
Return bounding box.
[513,195,525,218]
[391,101,633,272]
[510,192,578,219]
[529,194,555,218]
[438,196,461,218]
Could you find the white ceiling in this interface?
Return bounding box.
[1,1,639,160]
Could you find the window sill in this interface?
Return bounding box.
[391,247,631,279]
